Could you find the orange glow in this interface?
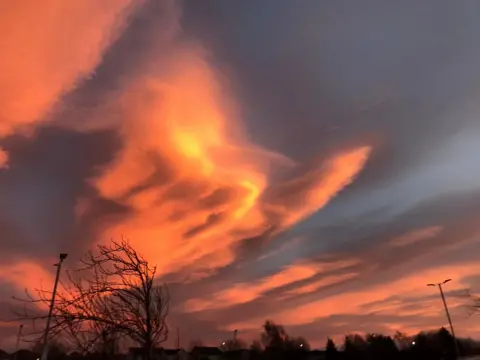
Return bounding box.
[0,261,55,308]
[226,261,480,332]
[86,42,372,281]
[184,261,320,312]
[0,0,136,137]
[184,259,360,312]
[0,0,372,294]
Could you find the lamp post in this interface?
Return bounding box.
[233,329,238,348]
[40,253,68,360]
[427,279,460,360]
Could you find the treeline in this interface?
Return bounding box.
[4,323,480,360]
[232,320,480,360]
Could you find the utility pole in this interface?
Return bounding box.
[427,279,460,360]
[40,253,68,360]
[176,327,180,349]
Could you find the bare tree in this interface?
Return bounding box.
[63,321,120,356]
[14,240,169,360]
[457,289,480,317]
[468,291,480,314]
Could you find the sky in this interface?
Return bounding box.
[1,0,480,351]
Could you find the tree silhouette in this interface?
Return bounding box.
[325,338,339,360]
[261,320,289,349]
[393,330,410,350]
[31,339,66,359]
[260,320,310,352]
[366,334,399,360]
[436,327,457,360]
[344,334,367,360]
[15,240,169,360]
[409,328,459,360]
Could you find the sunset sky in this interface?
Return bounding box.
[1,0,480,350]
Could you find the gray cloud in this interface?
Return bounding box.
[0,126,121,262]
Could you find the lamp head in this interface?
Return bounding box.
[59,253,68,261]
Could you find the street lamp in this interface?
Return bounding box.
[40,253,68,360]
[427,279,460,359]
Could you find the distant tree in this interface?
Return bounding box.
[393,330,410,349]
[31,339,66,359]
[409,328,458,360]
[410,332,430,360]
[366,334,399,360]
[325,338,339,360]
[261,320,289,349]
[63,321,121,356]
[465,289,480,314]
[343,334,366,360]
[260,320,310,352]
[90,325,120,357]
[15,239,169,360]
[436,327,457,359]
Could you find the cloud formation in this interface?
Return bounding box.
[1,0,480,350]
[0,0,137,134]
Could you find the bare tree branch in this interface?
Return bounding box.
[12,239,169,360]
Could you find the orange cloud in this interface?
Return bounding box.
[0,0,372,294]
[0,1,374,345]
[282,272,359,297]
[183,259,359,312]
[227,262,480,333]
[389,226,443,247]
[0,0,137,137]
[183,262,319,312]
[81,38,372,280]
[0,261,55,299]
[263,146,372,229]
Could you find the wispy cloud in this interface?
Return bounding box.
[0,0,137,137]
[389,226,443,247]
